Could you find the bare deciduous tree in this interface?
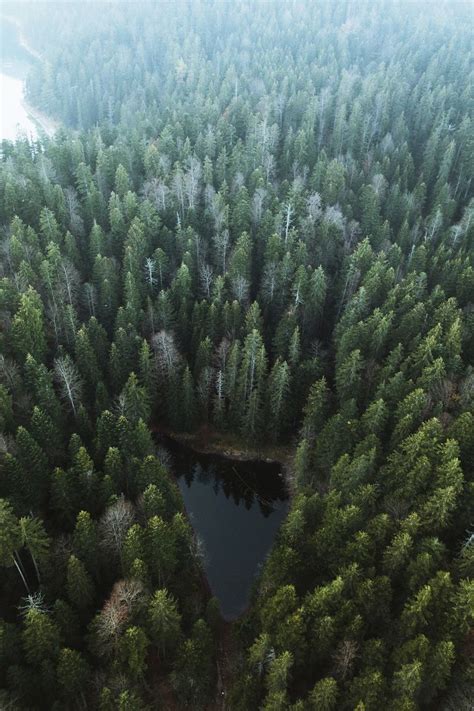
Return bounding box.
[307,192,322,225]
[199,262,213,298]
[213,229,230,274]
[99,496,135,563]
[144,257,157,291]
[324,205,345,230]
[215,338,231,372]
[184,156,202,210]
[231,275,249,305]
[94,578,145,655]
[64,187,84,235]
[59,259,80,308]
[143,177,170,212]
[151,330,180,376]
[283,202,294,245]
[252,188,267,226]
[333,639,359,680]
[54,355,83,416]
[261,262,279,304]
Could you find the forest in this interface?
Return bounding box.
[0,0,473,709]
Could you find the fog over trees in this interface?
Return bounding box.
[0,1,473,709]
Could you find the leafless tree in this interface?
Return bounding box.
[231,275,249,305]
[94,578,145,655]
[252,188,267,226]
[19,592,49,616]
[306,192,322,225]
[425,207,443,242]
[344,219,361,252]
[152,330,180,376]
[58,259,80,308]
[64,186,85,235]
[99,496,135,563]
[213,229,230,274]
[54,355,83,416]
[283,202,294,245]
[143,177,170,212]
[184,156,202,210]
[333,639,359,680]
[263,152,276,183]
[144,257,157,291]
[324,204,345,231]
[261,262,279,304]
[215,338,231,372]
[199,262,214,298]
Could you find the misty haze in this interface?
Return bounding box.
[0,1,472,710]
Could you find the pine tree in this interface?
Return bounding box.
[72,511,98,574]
[57,647,90,700]
[266,359,290,441]
[309,677,339,710]
[11,288,47,363]
[120,626,149,680]
[22,609,60,665]
[66,555,95,609]
[148,588,182,659]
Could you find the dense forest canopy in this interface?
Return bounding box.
[0,0,473,709]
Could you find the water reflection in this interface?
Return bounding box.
[161,438,289,620]
[183,458,286,517]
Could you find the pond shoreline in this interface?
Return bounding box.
[151,424,296,495]
[152,424,293,706]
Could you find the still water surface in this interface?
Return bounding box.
[1,16,39,141]
[1,72,39,141]
[165,439,289,620]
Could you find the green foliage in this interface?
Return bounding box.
[148,589,182,659]
[57,647,90,698]
[0,0,472,707]
[11,288,47,363]
[22,609,60,665]
[66,555,95,609]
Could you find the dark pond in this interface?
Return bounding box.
[160,438,289,621]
